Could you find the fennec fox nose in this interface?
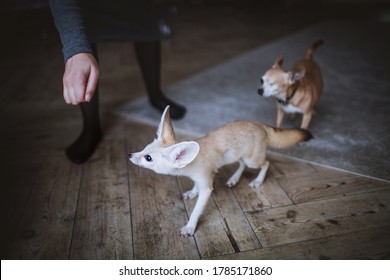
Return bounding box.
[128,153,133,159]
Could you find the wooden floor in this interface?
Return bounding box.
[1,2,390,260]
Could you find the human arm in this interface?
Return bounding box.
[48,0,99,104]
[63,52,99,104]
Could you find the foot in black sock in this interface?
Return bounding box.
[65,129,103,164]
[149,93,186,119]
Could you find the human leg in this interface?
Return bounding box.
[134,40,186,119]
[65,44,103,164]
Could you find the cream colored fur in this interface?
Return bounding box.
[129,106,312,236]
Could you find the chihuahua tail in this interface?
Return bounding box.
[305,38,324,60]
[266,126,313,149]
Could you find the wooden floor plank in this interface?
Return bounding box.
[177,176,235,258]
[230,165,293,212]
[209,226,390,260]
[246,190,390,247]
[0,164,38,259]
[211,167,262,252]
[8,157,82,259]
[275,168,390,204]
[267,152,318,178]
[129,169,199,259]
[70,138,133,259]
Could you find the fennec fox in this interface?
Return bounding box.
[129,106,312,236]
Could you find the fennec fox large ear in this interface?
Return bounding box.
[272,56,284,69]
[156,105,176,145]
[164,141,200,168]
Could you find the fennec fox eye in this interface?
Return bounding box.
[144,155,153,162]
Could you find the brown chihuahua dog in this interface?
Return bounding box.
[258,39,324,129]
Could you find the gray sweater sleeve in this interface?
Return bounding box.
[48,0,93,62]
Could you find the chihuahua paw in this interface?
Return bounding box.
[180,225,196,237]
[183,190,198,200]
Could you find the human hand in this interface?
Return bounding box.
[62,53,99,105]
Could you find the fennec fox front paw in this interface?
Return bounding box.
[180,225,196,237]
[183,188,198,200]
[226,175,240,187]
[249,179,264,189]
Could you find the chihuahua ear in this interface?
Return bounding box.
[156,105,176,145]
[273,56,284,69]
[289,68,306,83]
[165,141,200,168]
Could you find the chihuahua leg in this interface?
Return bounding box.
[249,161,269,189]
[301,111,313,129]
[276,105,284,128]
[183,183,199,200]
[181,185,212,237]
[226,159,245,187]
